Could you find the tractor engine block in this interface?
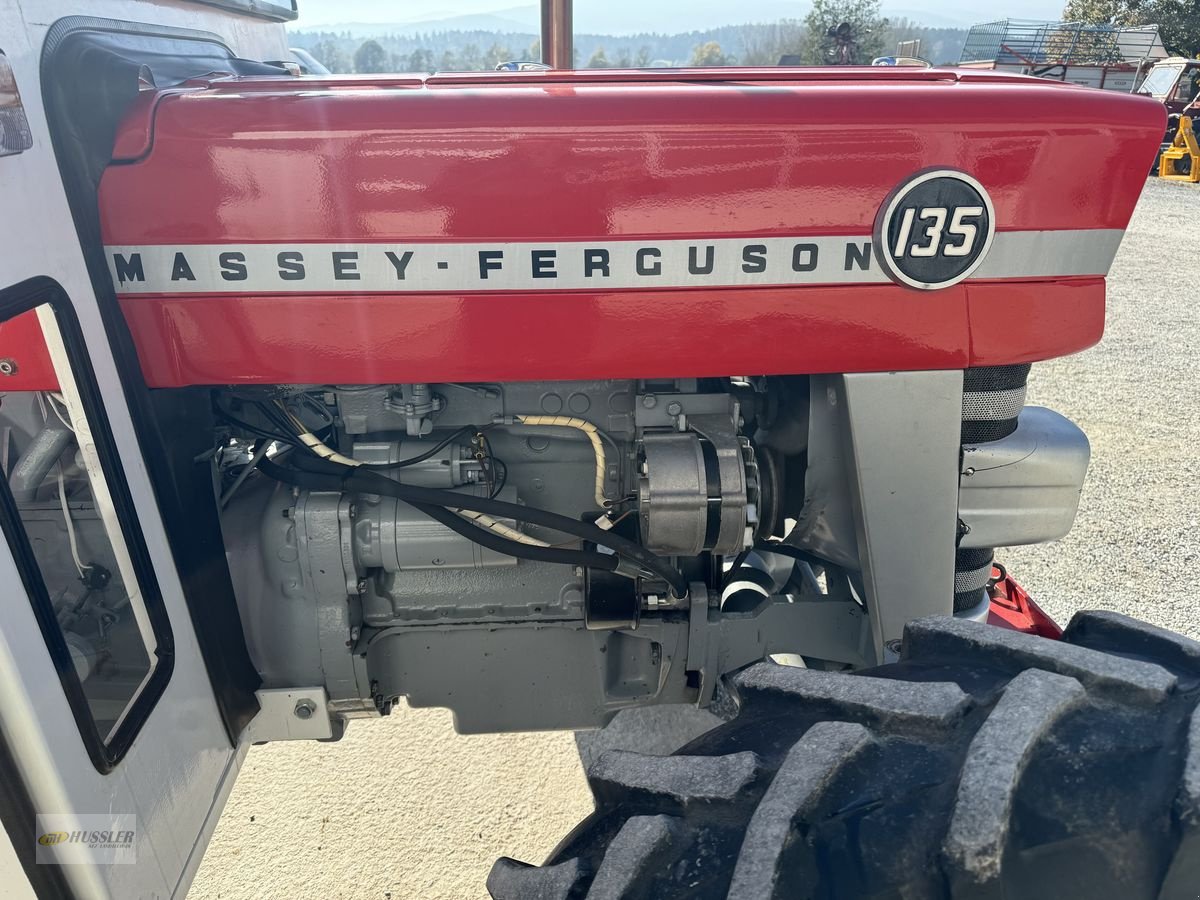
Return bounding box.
[216,379,788,730]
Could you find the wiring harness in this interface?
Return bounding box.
[225,395,688,598]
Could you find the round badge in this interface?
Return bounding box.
[873,170,996,290]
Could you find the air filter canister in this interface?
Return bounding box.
[956,364,1031,611]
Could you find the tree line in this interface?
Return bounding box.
[1063,0,1200,56]
[294,2,968,74]
[296,0,1200,76]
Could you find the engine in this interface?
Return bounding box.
[214,378,798,729]
[2,365,1098,734]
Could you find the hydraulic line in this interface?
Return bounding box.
[261,456,689,597]
[410,501,610,570]
[748,542,830,569]
[264,402,685,594]
[453,509,551,548]
[260,458,615,572]
[219,439,273,509]
[506,415,609,509]
[367,424,478,470]
[276,402,361,467]
[274,402,607,510]
[271,403,547,545]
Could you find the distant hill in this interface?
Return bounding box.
[291,17,972,73]
[291,0,1067,35]
[309,11,537,37]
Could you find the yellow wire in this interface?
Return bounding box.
[514,415,609,508]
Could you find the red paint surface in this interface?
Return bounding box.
[103,70,1162,243]
[111,279,1108,386]
[966,278,1107,366]
[9,69,1167,387]
[987,568,1063,638]
[0,310,56,392]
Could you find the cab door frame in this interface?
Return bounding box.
[0,2,291,896]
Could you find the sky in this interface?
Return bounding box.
[290,0,1070,32]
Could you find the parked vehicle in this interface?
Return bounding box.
[287,46,329,75]
[1138,57,1200,114]
[1140,57,1200,169]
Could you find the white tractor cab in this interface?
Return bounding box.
[0,3,291,897]
[1138,58,1200,171]
[1138,57,1200,115]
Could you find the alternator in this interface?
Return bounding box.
[638,428,757,556]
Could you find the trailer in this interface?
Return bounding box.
[959,19,1170,93]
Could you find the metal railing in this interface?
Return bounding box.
[960,19,1167,68]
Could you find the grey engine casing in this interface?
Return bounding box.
[220,380,758,731]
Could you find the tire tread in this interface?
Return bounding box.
[491,612,1200,900]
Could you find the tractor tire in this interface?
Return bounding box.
[489,611,1200,900]
[575,705,725,771]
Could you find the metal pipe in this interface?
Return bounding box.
[540,0,573,69]
[10,421,72,502]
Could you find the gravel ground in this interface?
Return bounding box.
[1002,178,1200,639]
[188,179,1200,900]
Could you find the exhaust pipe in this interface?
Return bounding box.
[541,0,573,69]
[9,420,73,502]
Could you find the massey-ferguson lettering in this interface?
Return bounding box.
[107,238,886,291]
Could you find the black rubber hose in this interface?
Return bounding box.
[364,424,479,469]
[263,455,689,597]
[213,406,295,444]
[352,467,688,596]
[259,459,628,575]
[720,542,832,595]
[751,542,830,570]
[409,500,619,571]
[721,548,754,589]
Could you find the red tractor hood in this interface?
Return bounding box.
[91,67,1164,387]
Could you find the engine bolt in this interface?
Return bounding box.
[293,699,317,720]
[642,395,657,408]
[0,358,17,376]
[666,401,682,416]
